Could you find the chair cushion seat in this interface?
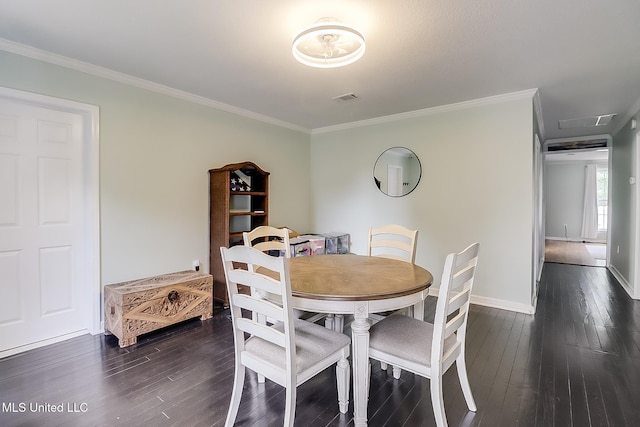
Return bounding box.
[369,314,456,367]
[245,319,350,374]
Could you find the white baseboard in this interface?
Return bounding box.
[609,265,636,299]
[546,236,607,244]
[429,287,535,314]
[0,330,89,359]
[546,236,579,242]
[471,294,535,314]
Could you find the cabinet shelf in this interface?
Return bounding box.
[209,161,270,307]
[231,191,267,196]
[229,211,267,216]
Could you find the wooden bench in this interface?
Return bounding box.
[104,270,213,347]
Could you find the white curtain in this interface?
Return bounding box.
[581,163,598,239]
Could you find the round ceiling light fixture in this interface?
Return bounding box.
[292,18,365,68]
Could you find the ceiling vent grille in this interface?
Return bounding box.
[558,114,616,129]
[332,93,359,102]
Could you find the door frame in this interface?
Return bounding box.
[387,164,402,196]
[0,86,101,348]
[634,130,640,297]
[532,133,543,305]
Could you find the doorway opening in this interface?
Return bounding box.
[543,137,611,267]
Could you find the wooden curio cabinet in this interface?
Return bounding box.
[209,162,269,306]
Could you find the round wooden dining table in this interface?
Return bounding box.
[285,254,433,427]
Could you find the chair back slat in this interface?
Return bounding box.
[227,269,283,297]
[451,264,475,292]
[431,242,480,372]
[441,341,462,368]
[368,224,418,263]
[444,311,465,338]
[370,239,412,252]
[236,317,286,347]
[232,293,285,323]
[447,288,471,315]
[454,244,478,267]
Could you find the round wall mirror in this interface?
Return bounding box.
[373,147,422,197]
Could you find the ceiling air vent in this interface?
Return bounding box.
[558,114,616,129]
[332,93,359,102]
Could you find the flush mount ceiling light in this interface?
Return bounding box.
[292,18,365,68]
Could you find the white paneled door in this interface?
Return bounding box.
[0,92,98,356]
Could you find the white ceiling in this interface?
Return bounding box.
[1,0,639,139]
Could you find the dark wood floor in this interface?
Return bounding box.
[2,263,640,426]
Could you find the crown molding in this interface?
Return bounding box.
[1,38,544,137]
[312,89,539,134]
[0,38,311,134]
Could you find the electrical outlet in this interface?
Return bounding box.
[192,260,200,271]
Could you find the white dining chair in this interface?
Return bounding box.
[243,226,325,384]
[367,242,480,427]
[243,225,326,325]
[367,224,418,263]
[220,245,351,427]
[366,224,419,377]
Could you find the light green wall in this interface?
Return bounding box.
[544,160,606,240]
[0,50,312,285]
[611,110,639,296]
[1,49,537,311]
[310,97,535,310]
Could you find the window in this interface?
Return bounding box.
[596,166,608,231]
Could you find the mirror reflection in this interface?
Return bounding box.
[373,147,421,197]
